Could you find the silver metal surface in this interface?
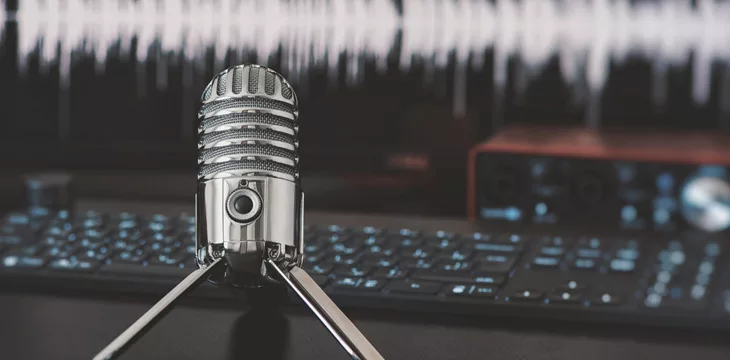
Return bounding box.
[681,175,730,232]
[197,64,299,183]
[196,176,302,281]
[267,260,385,360]
[92,258,224,360]
[196,64,303,285]
[226,187,263,223]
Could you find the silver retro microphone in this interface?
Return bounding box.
[93,65,384,360]
[195,64,303,287]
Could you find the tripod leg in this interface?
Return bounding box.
[93,258,225,360]
[266,259,384,360]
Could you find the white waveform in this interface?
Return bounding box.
[2,0,730,123]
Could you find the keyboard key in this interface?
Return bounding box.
[577,236,603,247]
[330,243,361,255]
[591,292,624,306]
[472,272,507,285]
[395,228,420,238]
[555,280,586,292]
[436,261,473,271]
[472,243,520,253]
[100,263,192,278]
[548,290,583,304]
[0,233,22,246]
[1,255,46,269]
[41,243,80,259]
[399,258,433,269]
[444,284,498,298]
[435,249,472,262]
[330,253,360,265]
[476,254,518,274]
[424,238,460,252]
[371,267,407,279]
[401,247,434,259]
[111,251,147,265]
[48,258,99,272]
[386,280,442,295]
[387,236,423,250]
[353,234,386,246]
[363,245,396,257]
[539,236,568,247]
[508,289,544,302]
[76,248,111,262]
[4,245,45,257]
[356,226,385,236]
[303,243,322,253]
[306,263,332,275]
[411,269,474,283]
[411,269,506,285]
[571,258,597,271]
[326,225,347,234]
[539,246,565,256]
[532,256,560,268]
[609,259,636,273]
[331,277,385,292]
[147,254,185,267]
[304,253,324,264]
[575,248,602,258]
[143,242,181,255]
[333,265,372,277]
[360,255,398,268]
[494,233,524,245]
[330,276,360,289]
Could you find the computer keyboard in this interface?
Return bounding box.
[1,207,730,330]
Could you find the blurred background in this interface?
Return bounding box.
[2,1,730,359]
[2,0,729,217]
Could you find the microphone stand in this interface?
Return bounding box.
[93,258,384,360]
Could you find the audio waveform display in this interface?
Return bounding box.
[2,0,730,125]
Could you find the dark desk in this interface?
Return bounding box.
[1,293,729,360]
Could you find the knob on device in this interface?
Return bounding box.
[681,173,730,233]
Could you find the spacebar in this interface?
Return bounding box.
[99,264,194,278]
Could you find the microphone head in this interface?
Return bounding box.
[198,64,299,182]
[195,64,304,287]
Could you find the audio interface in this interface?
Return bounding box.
[468,126,730,233]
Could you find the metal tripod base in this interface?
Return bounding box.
[93,258,384,360]
[266,259,384,360]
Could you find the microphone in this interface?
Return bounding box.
[93,65,385,360]
[195,64,303,287]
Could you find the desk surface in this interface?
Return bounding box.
[1,293,729,360]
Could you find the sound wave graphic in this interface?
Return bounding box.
[2,0,730,125]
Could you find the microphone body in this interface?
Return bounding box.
[195,64,304,286]
[94,64,384,360]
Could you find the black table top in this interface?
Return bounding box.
[1,292,729,360]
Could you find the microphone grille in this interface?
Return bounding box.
[197,64,299,182]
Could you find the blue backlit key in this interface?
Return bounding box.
[610,259,636,273]
[386,280,441,295]
[445,284,497,298]
[532,256,560,268]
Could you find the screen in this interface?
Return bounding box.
[1,0,730,215]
